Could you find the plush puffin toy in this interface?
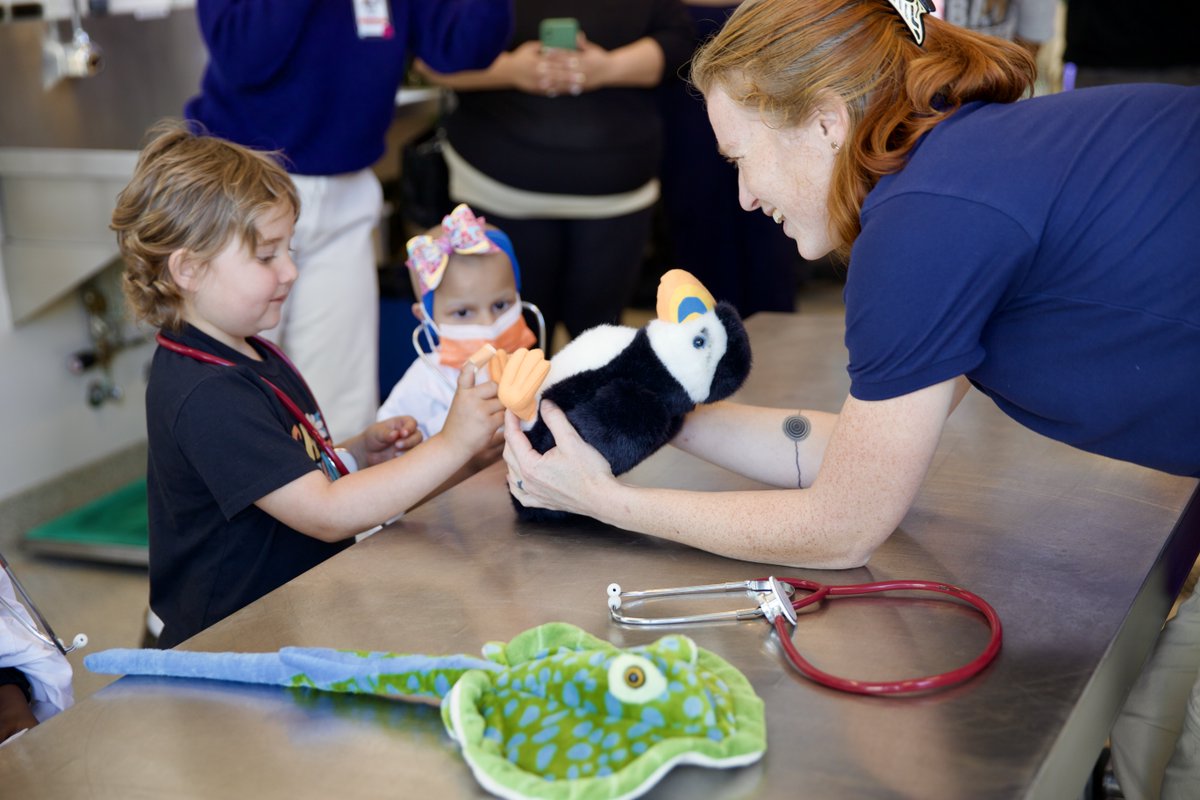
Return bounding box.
[486,269,752,522]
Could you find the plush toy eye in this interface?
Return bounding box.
[607,653,667,704]
[624,665,646,687]
[692,334,707,349]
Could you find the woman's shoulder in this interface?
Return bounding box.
[863,88,1180,221]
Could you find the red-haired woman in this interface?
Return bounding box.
[504,4,1199,792]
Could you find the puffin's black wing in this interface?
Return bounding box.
[564,378,680,476]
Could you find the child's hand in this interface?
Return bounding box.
[440,363,505,461]
[363,416,422,467]
[468,428,505,473]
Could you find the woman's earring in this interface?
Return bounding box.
[831,142,841,152]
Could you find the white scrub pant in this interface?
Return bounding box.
[1111,584,1200,800]
[261,169,381,444]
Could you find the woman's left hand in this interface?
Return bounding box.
[503,403,616,515]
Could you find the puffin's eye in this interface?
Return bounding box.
[692,335,706,349]
[607,654,667,704]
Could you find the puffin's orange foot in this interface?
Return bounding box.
[498,348,550,422]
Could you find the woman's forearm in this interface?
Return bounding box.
[414,56,515,91]
[594,481,884,569]
[673,402,837,488]
[505,383,956,569]
[571,384,956,568]
[589,38,665,88]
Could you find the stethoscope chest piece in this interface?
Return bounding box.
[758,576,798,626]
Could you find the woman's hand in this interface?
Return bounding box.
[539,36,592,96]
[503,403,617,515]
[418,34,663,97]
[541,34,666,95]
[495,41,553,94]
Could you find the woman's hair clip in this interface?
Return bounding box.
[886,0,936,46]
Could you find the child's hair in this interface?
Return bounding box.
[112,119,300,331]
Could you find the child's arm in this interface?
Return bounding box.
[255,367,503,541]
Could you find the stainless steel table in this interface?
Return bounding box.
[3,313,1197,799]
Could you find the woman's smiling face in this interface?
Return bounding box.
[706,86,844,261]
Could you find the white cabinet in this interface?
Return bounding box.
[0,147,138,325]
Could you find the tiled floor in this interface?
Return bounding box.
[1,277,846,707]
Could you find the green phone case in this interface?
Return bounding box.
[539,17,579,50]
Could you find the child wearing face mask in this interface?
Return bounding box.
[378,204,541,441]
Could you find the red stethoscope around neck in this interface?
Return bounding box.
[155,331,349,477]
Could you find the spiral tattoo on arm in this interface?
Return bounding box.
[783,414,811,488]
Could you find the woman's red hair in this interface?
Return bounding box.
[691,0,1035,261]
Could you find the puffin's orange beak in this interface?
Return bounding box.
[656,269,716,324]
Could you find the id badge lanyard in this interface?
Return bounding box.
[353,0,393,39]
[155,332,349,478]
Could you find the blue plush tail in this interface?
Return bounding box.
[85,649,295,685]
[85,647,499,701]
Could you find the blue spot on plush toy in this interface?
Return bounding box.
[491,270,753,521]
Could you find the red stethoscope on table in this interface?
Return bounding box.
[607,575,1002,696]
[155,332,350,478]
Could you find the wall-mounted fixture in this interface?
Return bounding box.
[42,0,102,90]
[68,273,145,408]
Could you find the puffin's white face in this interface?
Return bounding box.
[646,310,729,404]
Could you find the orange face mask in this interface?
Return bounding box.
[429,303,537,370]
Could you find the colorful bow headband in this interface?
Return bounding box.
[405,204,500,296]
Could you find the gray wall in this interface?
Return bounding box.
[0,12,206,149]
[0,10,206,505]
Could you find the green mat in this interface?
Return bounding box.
[23,478,149,565]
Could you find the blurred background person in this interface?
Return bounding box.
[185,1,514,442]
[417,1,694,351]
[937,0,1057,55]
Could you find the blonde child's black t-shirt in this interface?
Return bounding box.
[145,325,350,648]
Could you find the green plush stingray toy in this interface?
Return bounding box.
[85,622,765,800]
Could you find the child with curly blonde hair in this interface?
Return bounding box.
[113,121,503,648]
